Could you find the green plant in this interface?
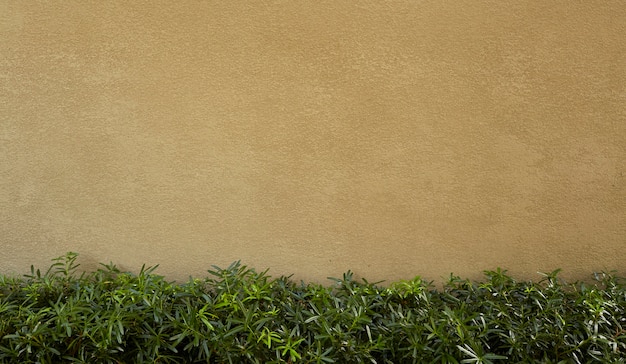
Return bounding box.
[0,253,624,363]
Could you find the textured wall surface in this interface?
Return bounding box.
[1,1,625,283]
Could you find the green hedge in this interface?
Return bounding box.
[0,253,624,363]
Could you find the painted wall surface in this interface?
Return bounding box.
[1,1,625,283]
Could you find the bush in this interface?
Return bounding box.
[0,253,624,363]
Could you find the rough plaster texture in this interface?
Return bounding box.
[1,1,625,283]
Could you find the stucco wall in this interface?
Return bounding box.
[1,1,625,283]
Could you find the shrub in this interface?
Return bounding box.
[0,253,624,363]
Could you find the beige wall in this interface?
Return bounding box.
[1,1,625,284]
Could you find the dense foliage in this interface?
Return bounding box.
[0,253,624,363]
